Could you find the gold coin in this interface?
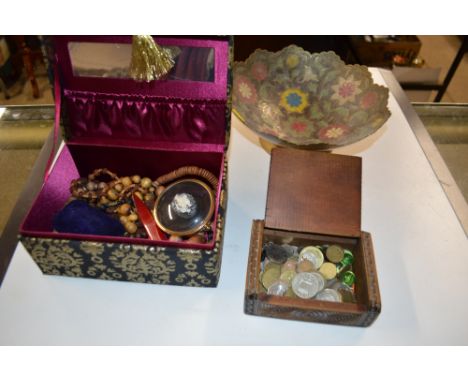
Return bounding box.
[258,273,267,292]
[279,269,296,285]
[264,262,281,273]
[326,245,344,263]
[284,287,298,298]
[297,259,316,273]
[261,267,281,289]
[319,262,337,280]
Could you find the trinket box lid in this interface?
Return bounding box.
[51,36,230,147]
[54,36,229,100]
[265,148,362,238]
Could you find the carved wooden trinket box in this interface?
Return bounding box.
[244,148,381,326]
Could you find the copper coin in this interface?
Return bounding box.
[281,259,298,273]
[296,259,316,273]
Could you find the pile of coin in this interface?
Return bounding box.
[259,242,357,303]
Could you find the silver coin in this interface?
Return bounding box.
[291,272,325,299]
[281,244,299,258]
[299,246,324,269]
[267,280,289,296]
[315,288,343,302]
[263,242,288,264]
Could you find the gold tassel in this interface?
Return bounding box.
[129,35,175,82]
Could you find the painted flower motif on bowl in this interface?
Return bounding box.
[331,75,362,106]
[286,54,300,69]
[317,124,351,144]
[233,46,391,149]
[279,88,309,114]
[251,61,268,81]
[234,75,257,104]
[360,91,379,109]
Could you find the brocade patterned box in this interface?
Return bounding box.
[19,36,232,287]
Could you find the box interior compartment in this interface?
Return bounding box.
[256,227,370,313]
[20,36,230,250]
[20,142,225,249]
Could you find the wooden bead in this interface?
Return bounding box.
[131,175,141,184]
[86,181,97,191]
[169,235,183,242]
[144,193,154,202]
[186,234,206,244]
[99,196,109,205]
[120,216,128,224]
[107,189,118,201]
[141,177,152,189]
[117,203,131,215]
[121,177,132,187]
[128,213,139,222]
[114,183,123,192]
[124,221,138,234]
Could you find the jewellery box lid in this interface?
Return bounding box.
[52,36,231,146]
[265,148,362,238]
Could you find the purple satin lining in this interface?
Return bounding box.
[20,143,224,249]
[64,90,226,144]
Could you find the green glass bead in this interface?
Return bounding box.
[340,271,356,288]
[341,250,354,266]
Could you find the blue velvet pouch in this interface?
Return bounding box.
[53,200,125,237]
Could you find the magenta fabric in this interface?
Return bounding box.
[21,145,80,233]
[20,143,225,249]
[54,36,229,100]
[64,90,226,144]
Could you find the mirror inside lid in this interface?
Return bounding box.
[54,36,229,100]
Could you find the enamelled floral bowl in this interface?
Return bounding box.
[233,45,391,150]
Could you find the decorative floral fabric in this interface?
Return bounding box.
[233,46,390,148]
[20,161,228,288]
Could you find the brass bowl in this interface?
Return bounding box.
[233,46,391,150]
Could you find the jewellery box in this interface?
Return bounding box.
[19,36,232,287]
[244,148,381,326]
